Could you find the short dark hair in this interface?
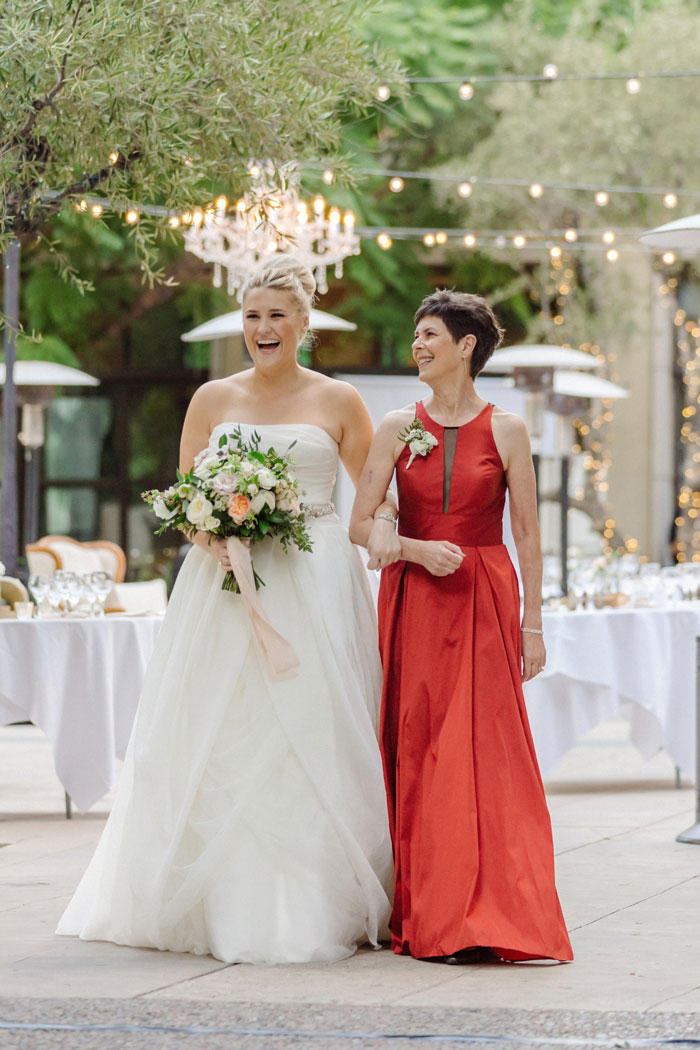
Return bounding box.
[414,289,505,377]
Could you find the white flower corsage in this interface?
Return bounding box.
[398,419,439,469]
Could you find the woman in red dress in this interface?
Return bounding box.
[350,290,572,964]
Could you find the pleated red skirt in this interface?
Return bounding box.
[378,403,573,962]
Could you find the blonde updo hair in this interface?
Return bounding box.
[241,254,316,315]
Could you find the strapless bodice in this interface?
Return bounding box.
[208,422,339,506]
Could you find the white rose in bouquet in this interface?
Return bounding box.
[186,494,215,525]
[212,472,239,496]
[247,483,259,496]
[201,515,220,531]
[192,452,219,479]
[176,483,197,500]
[250,490,276,515]
[239,460,256,478]
[256,467,277,490]
[153,497,177,520]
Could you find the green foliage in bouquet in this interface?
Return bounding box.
[142,430,313,592]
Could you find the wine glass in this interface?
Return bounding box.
[46,578,63,617]
[90,571,113,616]
[82,574,100,617]
[54,571,83,614]
[28,574,50,616]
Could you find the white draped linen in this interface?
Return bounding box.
[524,604,700,777]
[0,616,163,811]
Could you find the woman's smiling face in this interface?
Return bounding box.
[412,315,471,382]
[243,288,308,368]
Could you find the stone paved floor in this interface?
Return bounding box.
[2,719,700,1049]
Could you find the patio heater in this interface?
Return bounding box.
[483,345,602,595]
[0,361,100,552]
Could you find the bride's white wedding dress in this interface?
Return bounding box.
[57,423,393,964]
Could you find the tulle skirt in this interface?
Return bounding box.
[57,519,393,964]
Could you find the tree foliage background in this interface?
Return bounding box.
[4,0,700,556]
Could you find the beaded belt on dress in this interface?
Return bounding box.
[301,501,336,518]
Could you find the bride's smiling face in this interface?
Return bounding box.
[243,288,308,368]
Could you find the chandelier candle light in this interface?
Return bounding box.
[184,166,361,298]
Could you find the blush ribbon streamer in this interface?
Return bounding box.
[226,536,300,682]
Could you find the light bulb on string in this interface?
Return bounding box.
[108,150,119,165]
[423,234,436,246]
[215,196,228,211]
[564,229,578,242]
[595,191,609,206]
[550,245,562,259]
[543,63,558,78]
[529,183,544,199]
[664,193,678,208]
[248,163,262,178]
[322,170,335,185]
[464,234,476,247]
[125,209,139,224]
[602,231,615,244]
[458,182,472,198]
[78,199,88,212]
[313,196,325,215]
[606,248,619,262]
[377,233,392,250]
[90,204,103,218]
[376,84,390,101]
[458,82,474,100]
[168,216,180,228]
[663,251,676,265]
[513,235,526,248]
[389,177,404,192]
[436,231,448,244]
[181,211,193,225]
[626,77,641,94]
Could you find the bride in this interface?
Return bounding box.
[57,255,393,964]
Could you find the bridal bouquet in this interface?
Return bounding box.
[142,429,312,592]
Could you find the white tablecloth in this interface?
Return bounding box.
[524,604,700,777]
[0,616,163,812]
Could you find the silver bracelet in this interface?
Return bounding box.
[374,513,397,526]
[521,626,544,636]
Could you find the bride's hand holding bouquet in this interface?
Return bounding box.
[143,428,312,592]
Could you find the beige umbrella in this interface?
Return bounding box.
[640,213,700,251]
[182,308,356,342]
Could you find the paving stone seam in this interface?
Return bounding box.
[567,870,700,931]
[132,962,235,999]
[644,980,700,1013]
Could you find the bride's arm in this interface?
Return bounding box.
[178,383,232,568]
[335,383,397,530]
[348,411,407,565]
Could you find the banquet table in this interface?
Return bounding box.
[0,615,163,812]
[524,602,700,778]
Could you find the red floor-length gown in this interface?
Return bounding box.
[378,401,573,962]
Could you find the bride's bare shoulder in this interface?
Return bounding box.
[189,372,249,408]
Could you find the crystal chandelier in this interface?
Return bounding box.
[183,165,361,298]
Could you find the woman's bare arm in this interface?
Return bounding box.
[350,410,464,575]
[493,412,546,681]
